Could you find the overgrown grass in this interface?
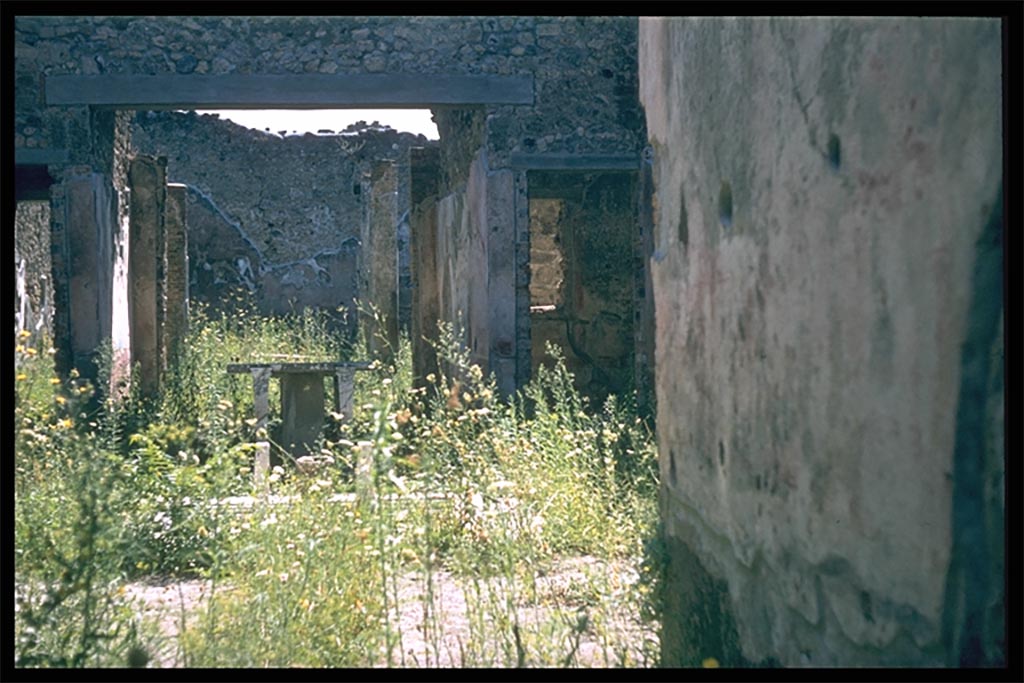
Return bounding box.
[14,305,662,668]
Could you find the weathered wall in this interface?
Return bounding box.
[640,17,1004,666]
[131,111,430,323]
[164,183,189,363]
[428,106,521,395]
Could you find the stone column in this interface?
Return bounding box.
[164,182,189,366]
[409,147,440,387]
[128,155,167,400]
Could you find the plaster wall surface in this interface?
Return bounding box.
[436,149,491,374]
[639,17,1003,666]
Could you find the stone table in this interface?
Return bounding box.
[227,361,373,480]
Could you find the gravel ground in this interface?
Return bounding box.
[123,556,659,668]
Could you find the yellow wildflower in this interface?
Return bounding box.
[702,658,720,668]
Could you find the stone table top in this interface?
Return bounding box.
[227,360,373,374]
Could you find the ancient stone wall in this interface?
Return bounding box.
[131,110,431,322]
[435,150,492,374]
[127,155,167,399]
[639,17,1004,666]
[164,183,189,364]
[15,16,641,169]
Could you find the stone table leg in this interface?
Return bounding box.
[250,367,272,433]
[250,367,272,485]
[254,441,271,494]
[333,367,355,421]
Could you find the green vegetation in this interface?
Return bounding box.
[14,303,662,668]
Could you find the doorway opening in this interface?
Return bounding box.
[526,170,637,403]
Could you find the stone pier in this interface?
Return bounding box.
[485,167,517,397]
[53,167,116,383]
[163,182,189,365]
[409,146,441,387]
[364,161,399,357]
[128,155,167,400]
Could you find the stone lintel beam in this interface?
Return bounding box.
[508,152,640,171]
[46,74,535,108]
